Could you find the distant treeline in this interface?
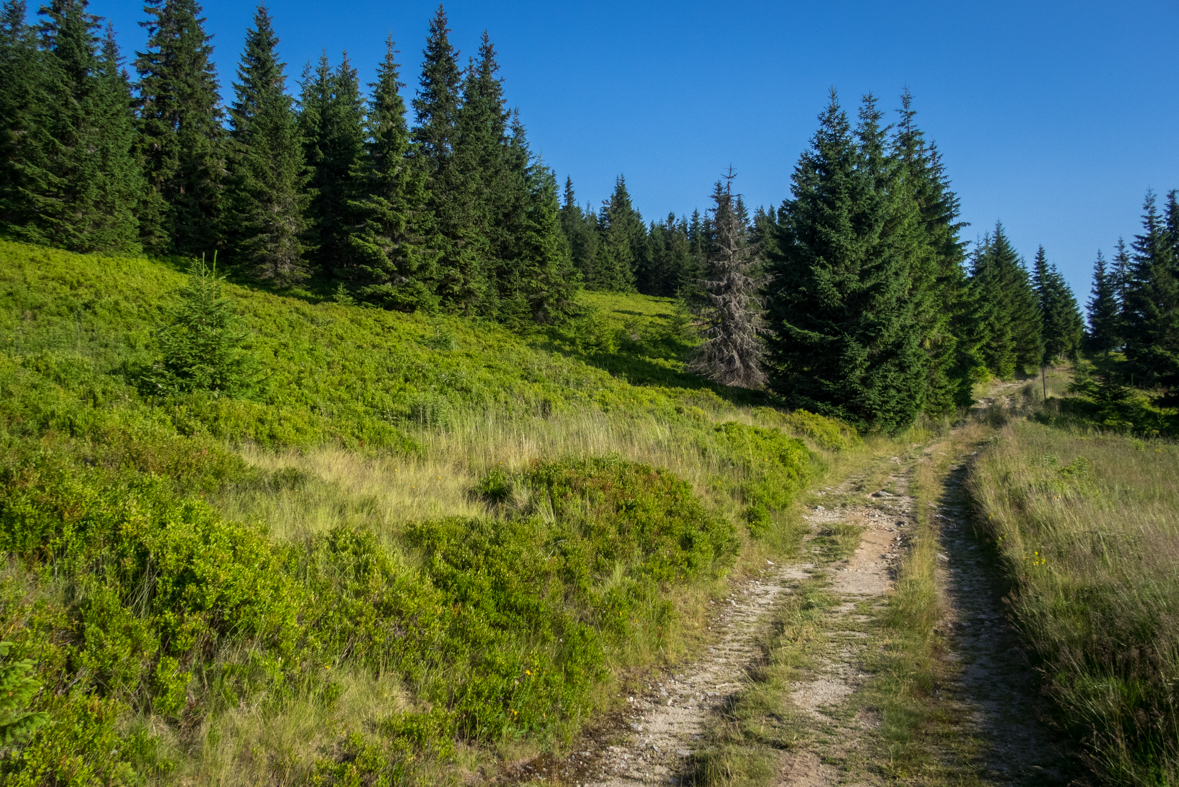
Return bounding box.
[1083,191,1179,405]
[4,0,1172,431]
[0,0,582,325]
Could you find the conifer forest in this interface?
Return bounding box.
[0,2,1177,786]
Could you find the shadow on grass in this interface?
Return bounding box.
[539,340,777,411]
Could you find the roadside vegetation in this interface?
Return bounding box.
[0,240,851,785]
[970,416,1179,785]
[688,368,1179,787]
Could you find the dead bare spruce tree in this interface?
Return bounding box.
[688,169,765,388]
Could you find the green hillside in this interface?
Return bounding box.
[0,240,854,785]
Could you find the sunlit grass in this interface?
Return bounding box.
[970,420,1179,784]
[0,239,858,785]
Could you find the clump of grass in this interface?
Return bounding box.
[969,421,1179,784]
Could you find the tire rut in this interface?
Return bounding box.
[934,463,1076,785]
[582,564,814,787]
[776,471,917,787]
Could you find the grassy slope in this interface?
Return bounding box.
[0,240,853,785]
[970,418,1179,785]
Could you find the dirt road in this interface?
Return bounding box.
[514,410,1078,786]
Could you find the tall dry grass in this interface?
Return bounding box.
[214,402,821,554]
[969,421,1179,785]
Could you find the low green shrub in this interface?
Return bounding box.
[756,407,859,451]
[404,516,606,741]
[0,241,852,781]
[0,641,49,747]
[700,422,814,536]
[522,456,738,582]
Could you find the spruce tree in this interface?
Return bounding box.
[892,89,970,414]
[750,205,778,266]
[970,233,1014,377]
[559,177,600,286]
[1166,189,1179,254]
[645,213,694,297]
[1033,246,1083,363]
[148,253,256,396]
[1112,237,1132,314]
[134,0,224,256]
[0,0,42,235]
[498,117,578,325]
[343,36,440,312]
[559,176,578,242]
[411,5,486,312]
[594,175,643,292]
[1122,190,1179,402]
[682,207,709,309]
[1086,250,1120,355]
[455,32,513,318]
[689,171,764,388]
[411,4,459,170]
[225,4,308,283]
[511,161,577,325]
[763,91,923,433]
[971,224,1041,377]
[298,51,365,275]
[850,94,924,427]
[12,1,142,254]
[89,24,143,251]
[951,272,994,392]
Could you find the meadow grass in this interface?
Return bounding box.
[969,419,1179,785]
[0,240,851,785]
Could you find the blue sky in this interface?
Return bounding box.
[86,0,1179,299]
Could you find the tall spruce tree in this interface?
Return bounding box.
[0,0,42,235]
[645,213,695,297]
[134,0,224,256]
[1122,190,1179,402]
[593,175,643,292]
[682,207,709,308]
[1112,237,1132,314]
[89,24,143,250]
[763,91,923,433]
[511,159,577,326]
[411,5,487,312]
[455,32,513,318]
[1033,246,1083,363]
[892,89,970,413]
[11,1,142,253]
[225,3,308,283]
[559,177,600,285]
[493,116,577,326]
[689,171,764,388]
[951,271,994,392]
[1166,190,1179,255]
[298,51,365,275]
[971,224,1041,377]
[343,36,439,312]
[1086,250,1120,354]
[559,176,578,243]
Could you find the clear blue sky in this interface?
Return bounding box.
[87,0,1179,300]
